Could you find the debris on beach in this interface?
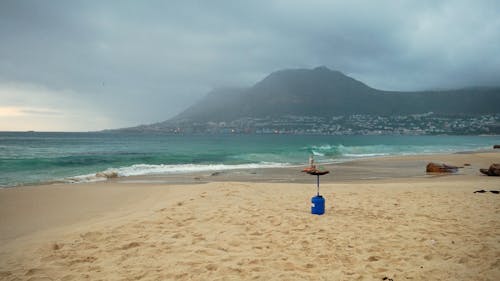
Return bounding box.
[473,189,499,194]
[426,162,459,173]
[479,163,500,176]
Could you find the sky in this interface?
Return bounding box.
[1,0,499,131]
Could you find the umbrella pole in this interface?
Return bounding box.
[316,174,320,196]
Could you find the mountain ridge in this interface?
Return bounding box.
[171,66,500,122]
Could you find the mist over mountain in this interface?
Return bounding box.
[172,66,500,122]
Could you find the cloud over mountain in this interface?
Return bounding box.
[1,1,499,130]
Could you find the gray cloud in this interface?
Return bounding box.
[1,0,499,130]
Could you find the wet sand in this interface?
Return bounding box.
[115,150,499,184]
[0,151,499,280]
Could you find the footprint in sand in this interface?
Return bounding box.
[121,242,141,250]
[282,262,298,271]
[191,236,206,244]
[0,272,12,279]
[25,268,46,276]
[49,242,64,250]
[304,263,315,269]
[27,277,52,281]
[376,267,388,272]
[183,216,196,222]
[172,233,185,239]
[60,274,76,281]
[205,264,218,271]
[67,256,97,266]
[229,240,240,247]
[248,259,260,265]
[80,231,103,242]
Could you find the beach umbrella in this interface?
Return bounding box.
[302,165,329,215]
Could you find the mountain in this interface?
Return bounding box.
[171,66,500,122]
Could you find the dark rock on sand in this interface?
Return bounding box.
[479,163,500,176]
[426,162,459,173]
[494,145,500,149]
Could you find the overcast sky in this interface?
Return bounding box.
[1,0,499,131]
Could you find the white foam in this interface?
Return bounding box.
[312,144,336,150]
[311,150,325,156]
[343,153,389,157]
[108,162,290,177]
[65,162,291,184]
[62,173,108,184]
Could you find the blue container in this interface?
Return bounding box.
[311,195,325,215]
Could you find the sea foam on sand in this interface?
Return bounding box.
[61,162,291,184]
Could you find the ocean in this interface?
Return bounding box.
[0,132,498,187]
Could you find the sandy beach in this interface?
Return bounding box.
[1,151,499,280]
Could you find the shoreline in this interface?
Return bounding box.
[1,151,499,280]
[80,149,500,185]
[2,148,498,189]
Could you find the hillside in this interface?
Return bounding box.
[172,66,500,122]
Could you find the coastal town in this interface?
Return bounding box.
[129,113,500,135]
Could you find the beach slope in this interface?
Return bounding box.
[1,152,499,280]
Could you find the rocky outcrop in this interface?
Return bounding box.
[480,163,500,176]
[494,145,500,149]
[426,162,459,173]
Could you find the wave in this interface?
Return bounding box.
[306,143,491,160]
[311,150,325,156]
[307,144,386,158]
[62,162,291,184]
[3,134,496,188]
[342,153,390,158]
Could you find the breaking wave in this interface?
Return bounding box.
[63,162,290,184]
[307,143,491,160]
[2,133,497,187]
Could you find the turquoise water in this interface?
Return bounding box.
[0,132,498,187]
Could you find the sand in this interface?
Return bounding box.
[0,152,499,280]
